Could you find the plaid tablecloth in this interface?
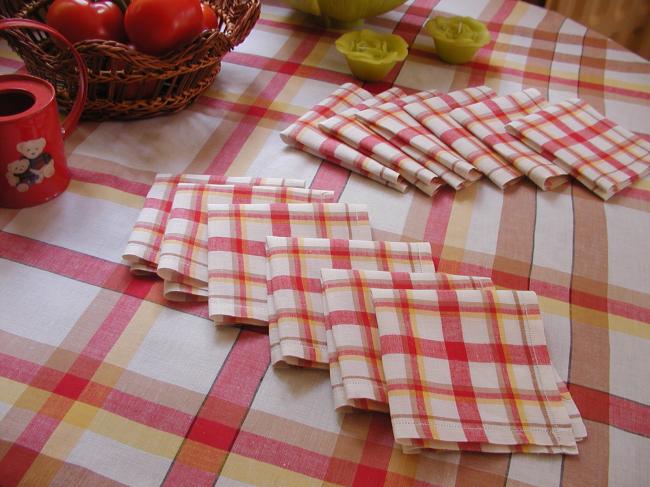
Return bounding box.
[1,0,649,486]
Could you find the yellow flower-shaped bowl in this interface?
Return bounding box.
[286,0,407,27]
[424,16,491,64]
[335,29,408,82]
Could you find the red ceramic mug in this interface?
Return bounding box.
[0,19,87,208]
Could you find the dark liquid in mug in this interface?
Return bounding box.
[0,89,36,116]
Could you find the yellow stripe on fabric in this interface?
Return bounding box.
[65,401,99,429]
[494,292,532,443]
[68,180,144,209]
[489,1,528,71]
[220,453,324,487]
[440,185,478,268]
[203,87,305,120]
[0,377,28,406]
[630,177,650,190]
[41,419,87,460]
[538,296,650,339]
[303,38,342,71]
[89,409,183,458]
[104,300,162,367]
[407,297,439,441]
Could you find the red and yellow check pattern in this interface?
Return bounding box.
[157,183,335,299]
[450,89,569,190]
[280,83,408,192]
[356,95,481,188]
[122,174,305,274]
[207,203,372,325]
[371,288,586,454]
[321,269,495,412]
[266,236,436,368]
[505,98,650,200]
[403,86,525,189]
[320,90,445,196]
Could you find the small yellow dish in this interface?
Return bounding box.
[424,16,491,64]
[335,29,408,82]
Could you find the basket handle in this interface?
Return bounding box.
[0,18,88,138]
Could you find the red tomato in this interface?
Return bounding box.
[201,3,218,30]
[125,0,203,56]
[46,0,126,44]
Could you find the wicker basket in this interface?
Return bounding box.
[0,0,261,120]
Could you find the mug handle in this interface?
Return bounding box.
[0,18,88,138]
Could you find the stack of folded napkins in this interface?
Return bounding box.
[123,179,587,454]
[281,83,650,200]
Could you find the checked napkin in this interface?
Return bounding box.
[505,98,650,200]
[319,90,444,196]
[266,237,436,369]
[450,89,569,191]
[157,183,334,300]
[403,86,524,189]
[122,174,305,275]
[280,83,407,192]
[356,97,479,189]
[370,288,586,454]
[320,269,494,413]
[207,203,372,326]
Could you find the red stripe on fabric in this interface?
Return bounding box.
[0,350,193,438]
[352,465,389,487]
[7,291,144,478]
[458,56,650,101]
[53,373,89,401]
[0,444,41,487]
[0,231,120,287]
[351,413,395,486]
[82,294,141,361]
[207,37,320,175]
[422,187,455,261]
[231,431,332,479]
[102,389,194,436]
[310,160,348,201]
[210,237,266,256]
[196,95,296,124]
[70,168,152,196]
[570,384,650,437]
[269,204,292,237]
[0,353,42,384]
[164,330,269,484]
[268,275,322,293]
[163,462,216,486]
[225,51,353,86]
[616,186,650,202]
[465,1,518,86]
[0,231,209,319]
[187,417,238,450]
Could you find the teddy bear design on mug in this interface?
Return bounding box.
[5,138,55,192]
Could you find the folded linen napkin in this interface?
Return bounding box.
[403,86,524,189]
[505,98,650,200]
[207,203,372,326]
[266,237,436,369]
[122,174,305,274]
[280,83,408,192]
[450,89,569,191]
[320,269,494,412]
[320,89,445,196]
[156,184,334,300]
[370,288,586,454]
[356,99,481,188]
